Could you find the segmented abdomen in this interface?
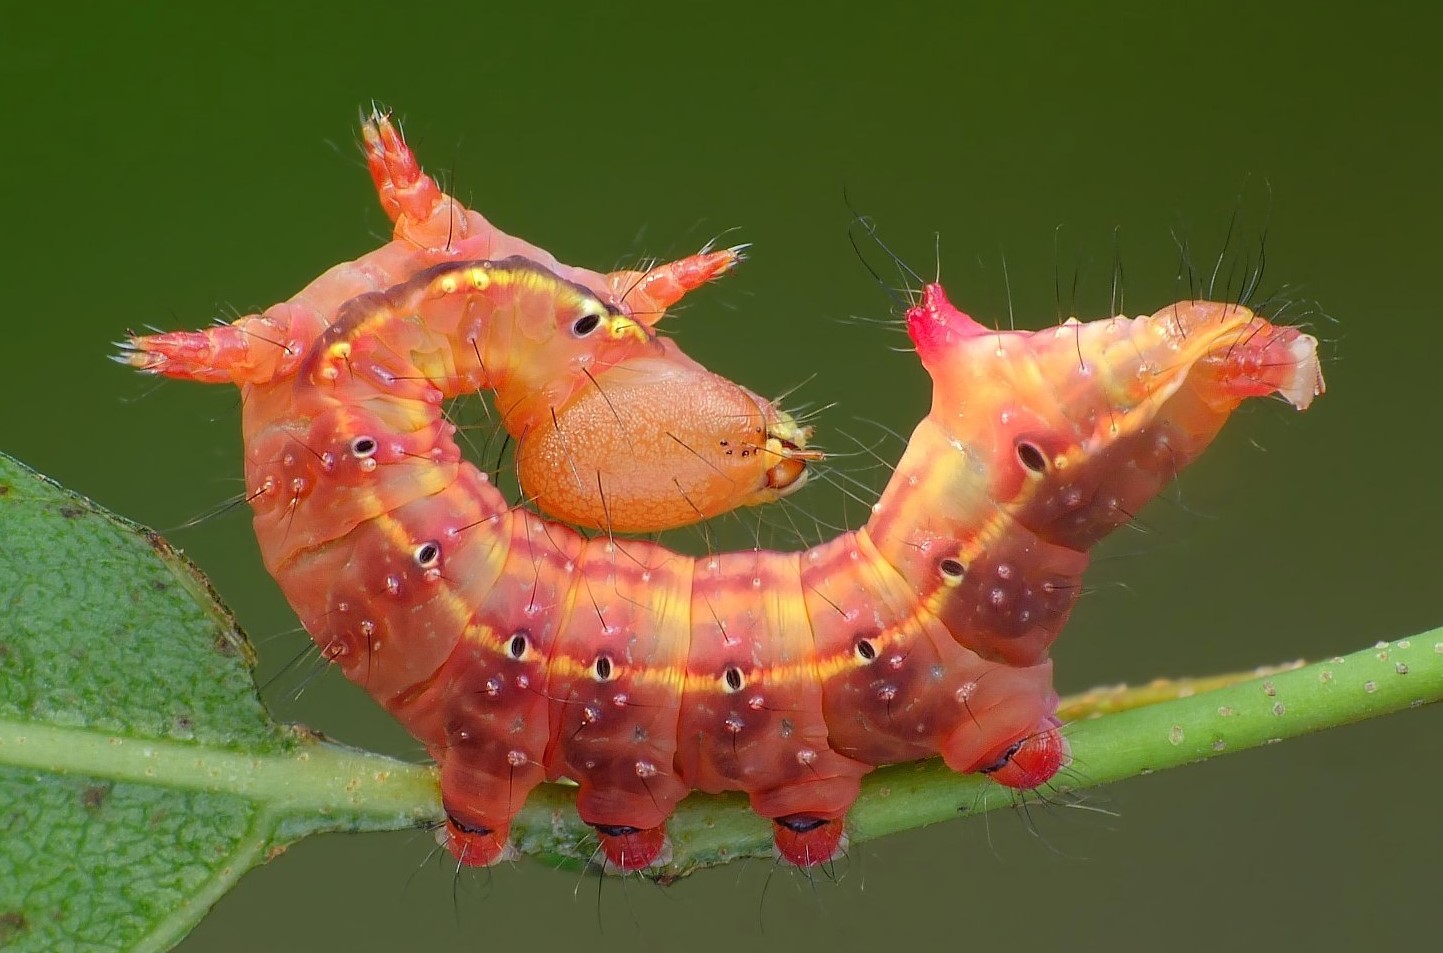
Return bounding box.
[258,267,1320,871]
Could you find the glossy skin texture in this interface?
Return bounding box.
[155,262,1319,870]
[119,111,816,532]
[517,351,820,532]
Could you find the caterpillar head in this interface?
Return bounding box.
[515,348,822,532]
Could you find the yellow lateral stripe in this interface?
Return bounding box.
[453,309,1260,695]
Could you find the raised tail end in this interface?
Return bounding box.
[1157,301,1326,412]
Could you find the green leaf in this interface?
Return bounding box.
[0,453,435,952]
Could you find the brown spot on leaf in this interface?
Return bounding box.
[0,483,10,496]
[59,505,85,518]
[81,785,110,812]
[0,912,28,944]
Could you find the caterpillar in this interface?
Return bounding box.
[125,247,1323,871]
[119,110,818,534]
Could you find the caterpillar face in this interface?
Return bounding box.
[515,346,820,532]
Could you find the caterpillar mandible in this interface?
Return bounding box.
[126,249,1323,871]
[119,110,818,534]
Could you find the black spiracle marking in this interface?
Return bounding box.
[572,313,602,336]
[1016,440,1047,473]
[446,812,492,836]
[978,739,1027,774]
[775,813,829,834]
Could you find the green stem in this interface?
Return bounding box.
[0,720,435,831]
[6,631,1438,878]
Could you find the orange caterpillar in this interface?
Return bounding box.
[126,249,1322,870]
[120,111,817,533]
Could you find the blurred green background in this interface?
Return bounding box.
[3,3,1439,951]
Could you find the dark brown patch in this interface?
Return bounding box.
[81,785,109,812]
[59,504,85,518]
[0,912,29,943]
[0,483,10,496]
